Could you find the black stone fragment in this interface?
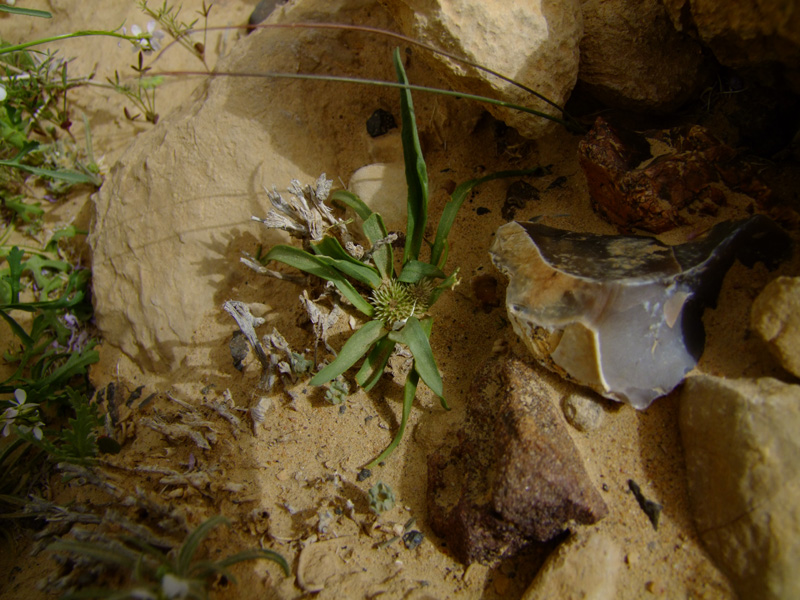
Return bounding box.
[476,207,490,215]
[502,180,539,221]
[230,331,249,371]
[366,109,397,137]
[403,530,425,550]
[628,479,663,530]
[357,468,372,482]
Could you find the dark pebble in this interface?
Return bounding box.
[366,109,397,137]
[357,468,372,482]
[403,530,424,550]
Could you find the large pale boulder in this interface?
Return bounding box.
[579,0,711,112]
[680,375,800,600]
[662,0,800,70]
[751,276,800,378]
[89,0,410,371]
[381,0,583,138]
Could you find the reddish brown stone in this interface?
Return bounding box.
[427,355,608,565]
[578,117,772,233]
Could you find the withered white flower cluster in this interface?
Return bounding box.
[252,174,350,244]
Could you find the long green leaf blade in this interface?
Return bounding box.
[431,168,547,267]
[0,6,52,17]
[215,548,291,577]
[362,213,394,280]
[365,369,418,469]
[311,237,382,289]
[388,316,444,401]
[355,336,395,390]
[310,320,387,386]
[0,159,98,183]
[394,48,428,264]
[177,515,229,576]
[264,245,374,316]
[398,260,445,284]
[331,189,372,221]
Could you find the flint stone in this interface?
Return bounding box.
[680,375,800,600]
[427,355,607,565]
[490,216,791,409]
[522,531,623,600]
[579,0,711,112]
[751,276,800,378]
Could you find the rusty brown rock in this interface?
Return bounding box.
[428,355,608,565]
[578,117,771,232]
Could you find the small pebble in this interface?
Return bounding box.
[357,468,372,482]
[366,109,397,137]
[562,393,604,431]
[403,530,424,550]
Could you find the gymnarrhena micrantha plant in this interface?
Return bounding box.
[253,48,539,467]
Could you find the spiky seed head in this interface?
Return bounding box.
[407,278,436,312]
[371,280,416,326]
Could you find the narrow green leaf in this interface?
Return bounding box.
[397,260,445,284]
[0,159,98,184]
[394,48,428,264]
[365,370,418,469]
[177,515,229,576]
[216,548,291,577]
[431,168,548,267]
[310,321,387,386]
[387,316,445,401]
[311,237,382,289]
[355,336,395,391]
[331,189,372,221]
[362,213,394,280]
[6,246,24,303]
[264,245,374,317]
[0,310,34,347]
[0,6,52,17]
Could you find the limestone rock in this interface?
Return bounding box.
[348,163,408,232]
[522,531,623,600]
[381,0,583,138]
[680,375,800,600]
[661,0,800,70]
[579,0,711,112]
[89,1,409,370]
[751,276,800,378]
[427,355,607,565]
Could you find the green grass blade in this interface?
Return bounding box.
[0,159,98,184]
[0,6,51,17]
[365,369,418,469]
[311,237,382,289]
[177,515,229,576]
[264,245,374,317]
[310,320,387,386]
[362,213,394,280]
[398,260,445,284]
[355,336,395,390]
[331,190,372,221]
[394,48,428,264]
[431,168,547,267]
[388,316,445,401]
[215,548,291,577]
[0,310,34,347]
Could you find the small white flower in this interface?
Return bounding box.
[161,573,190,599]
[127,21,164,53]
[0,83,6,102]
[13,388,26,405]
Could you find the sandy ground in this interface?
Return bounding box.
[2,1,797,599]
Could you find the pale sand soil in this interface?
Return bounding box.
[2,1,795,598]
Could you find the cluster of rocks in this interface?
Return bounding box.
[88,0,799,598]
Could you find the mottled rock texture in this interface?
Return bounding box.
[427,355,607,564]
[522,531,622,600]
[382,0,583,138]
[662,0,800,71]
[579,0,710,112]
[681,375,800,600]
[751,276,800,378]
